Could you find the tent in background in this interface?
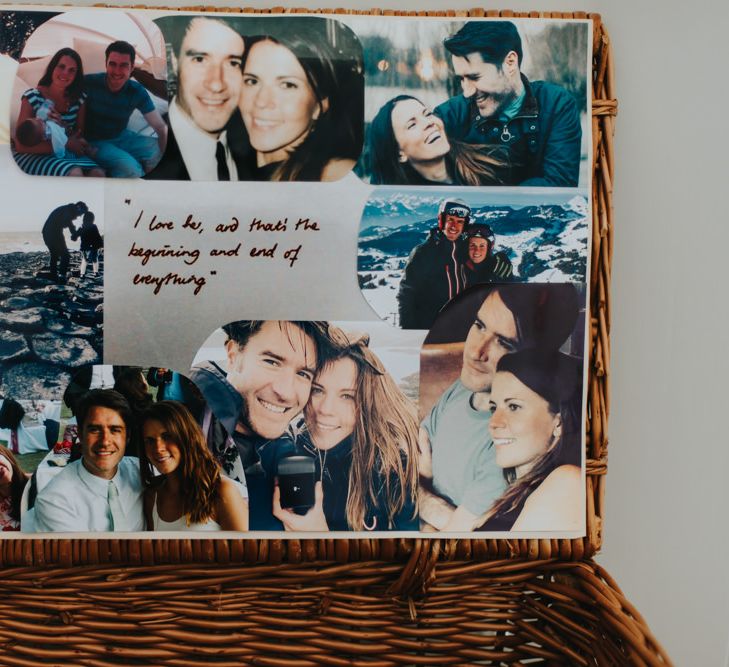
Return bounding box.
[8,9,167,135]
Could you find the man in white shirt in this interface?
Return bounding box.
[147,17,246,181]
[32,389,144,532]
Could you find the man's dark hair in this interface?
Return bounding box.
[443,21,523,68]
[76,389,133,435]
[495,283,579,351]
[75,201,88,215]
[105,40,136,64]
[222,320,336,370]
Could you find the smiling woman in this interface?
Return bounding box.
[0,445,29,531]
[139,400,248,532]
[268,327,420,533]
[478,348,583,532]
[12,47,104,177]
[367,94,510,186]
[238,17,364,182]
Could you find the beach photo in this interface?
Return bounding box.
[0,145,104,401]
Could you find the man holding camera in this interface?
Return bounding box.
[189,321,333,529]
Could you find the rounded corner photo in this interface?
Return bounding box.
[357,187,589,330]
[8,9,168,179]
[148,15,364,182]
[189,319,421,533]
[353,18,590,188]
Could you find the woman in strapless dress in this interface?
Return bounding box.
[139,401,248,531]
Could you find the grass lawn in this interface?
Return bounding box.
[16,451,48,474]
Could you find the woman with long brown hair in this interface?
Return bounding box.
[478,348,583,532]
[239,18,363,182]
[13,47,103,177]
[366,95,510,186]
[272,329,419,532]
[139,401,248,531]
[0,444,29,532]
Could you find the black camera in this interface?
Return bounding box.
[277,456,316,514]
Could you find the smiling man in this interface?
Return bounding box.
[418,283,579,532]
[33,389,144,533]
[148,17,248,181]
[84,41,167,178]
[189,321,334,529]
[397,198,471,330]
[435,21,582,187]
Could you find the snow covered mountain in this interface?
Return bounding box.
[358,193,589,326]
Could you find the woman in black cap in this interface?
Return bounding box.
[461,223,514,287]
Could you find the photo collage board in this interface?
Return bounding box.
[0,7,593,538]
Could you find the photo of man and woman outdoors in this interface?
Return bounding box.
[147,15,364,182]
[348,18,590,188]
[7,10,168,178]
[358,189,588,329]
[13,365,248,533]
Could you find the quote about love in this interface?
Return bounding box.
[126,206,321,296]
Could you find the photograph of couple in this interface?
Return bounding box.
[189,321,420,532]
[17,365,249,533]
[148,15,364,182]
[418,282,585,532]
[358,189,589,330]
[7,10,168,178]
[350,18,590,187]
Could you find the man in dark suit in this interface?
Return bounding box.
[146,17,250,181]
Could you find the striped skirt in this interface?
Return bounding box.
[12,150,101,177]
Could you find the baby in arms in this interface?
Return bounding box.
[15,99,95,159]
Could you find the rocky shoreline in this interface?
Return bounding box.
[0,250,103,401]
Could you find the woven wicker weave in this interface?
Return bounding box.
[0,8,670,666]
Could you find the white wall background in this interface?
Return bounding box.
[22,0,729,663]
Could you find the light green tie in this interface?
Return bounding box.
[107,480,127,531]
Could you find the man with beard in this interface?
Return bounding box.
[435,21,581,187]
[189,321,333,529]
[397,198,471,330]
[147,17,249,181]
[418,283,579,531]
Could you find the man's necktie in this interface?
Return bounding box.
[107,480,127,531]
[216,141,231,181]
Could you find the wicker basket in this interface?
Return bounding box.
[0,8,671,666]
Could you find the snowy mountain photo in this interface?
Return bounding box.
[358,188,590,327]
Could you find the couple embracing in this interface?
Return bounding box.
[368,21,582,188]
